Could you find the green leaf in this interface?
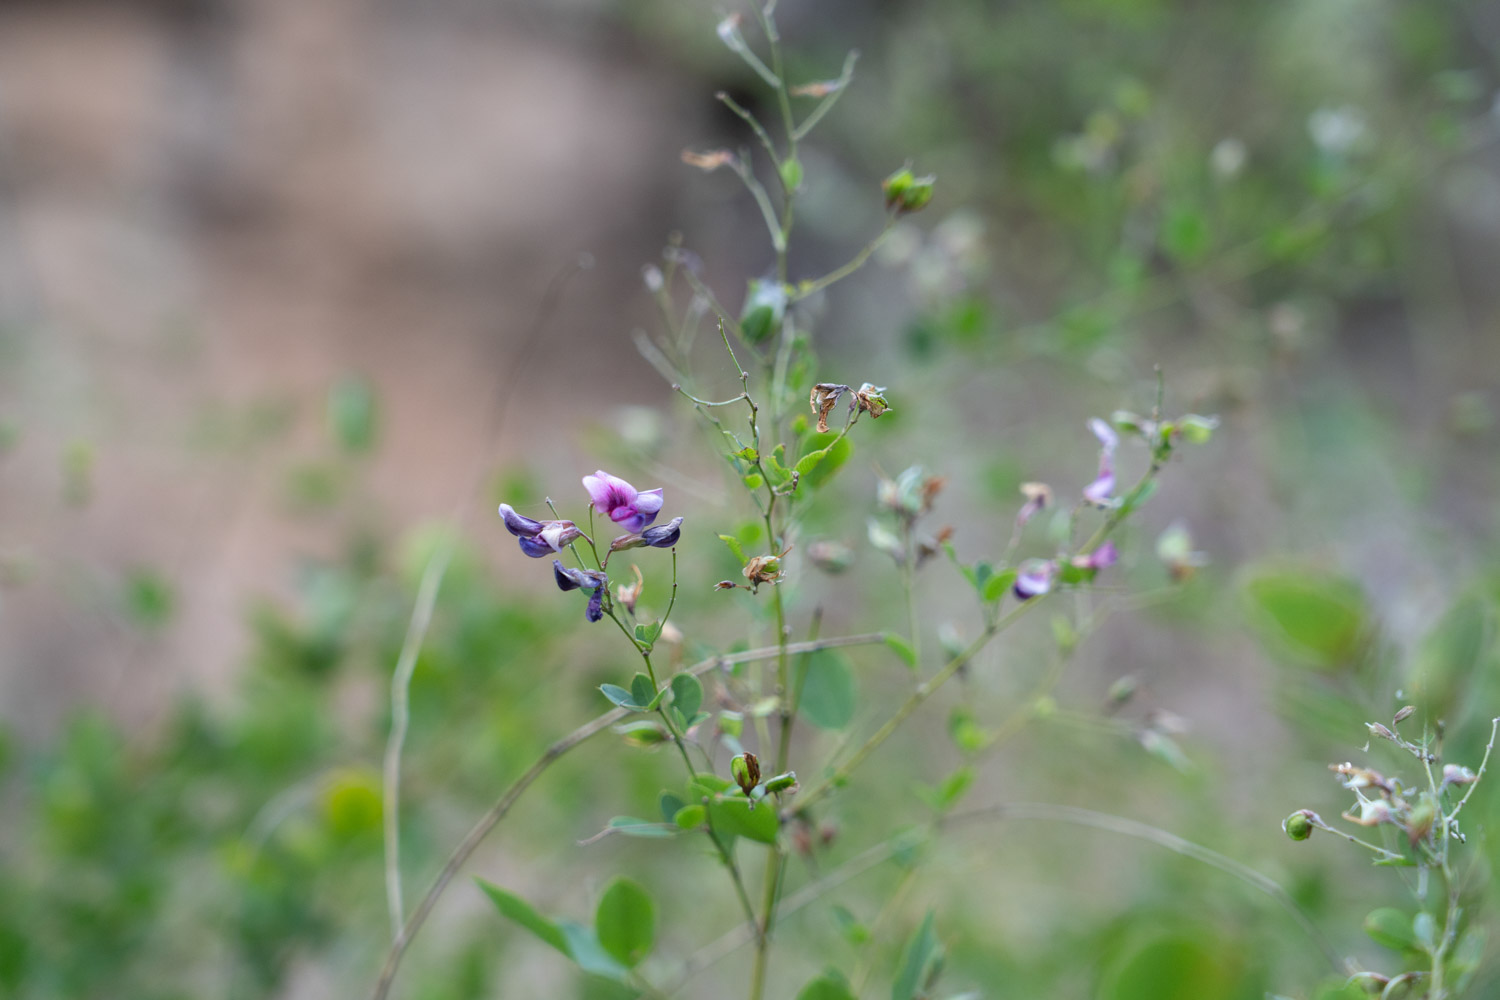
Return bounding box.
[1412,911,1436,951]
[885,634,918,670]
[476,879,570,956]
[634,621,663,646]
[1363,908,1416,951]
[690,774,734,795]
[1161,203,1210,263]
[832,905,870,945]
[659,791,685,822]
[600,684,644,711]
[744,473,765,490]
[739,279,786,345]
[765,443,792,487]
[604,816,677,838]
[796,432,853,490]
[1242,569,1371,670]
[709,797,779,843]
[630,673,657,709]
[795,449,830,476]
[557,920,630,981]
[797,650,856,729]
[670,673,704,719]
[673,803,706,829]
[933,766,974,810]
[719,534,748,565]
[1409,591,1493,724]
[892,911,943,1000]
[1098,933,1238,1000]
[595,877,655,968]
[796,972,856,1000]
[981,569,1017,603]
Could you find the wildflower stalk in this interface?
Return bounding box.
[794,458,1164,817]
[381,544,452,941]
[789,218,896,302]
[369,633,885,1000]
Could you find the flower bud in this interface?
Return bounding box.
[642,516,684,548]
[1283,810,1316,841]
[731,752,761,794]
[882,168,936,214]
[764,771,798,795]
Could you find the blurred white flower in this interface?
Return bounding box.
[1308,106,1367,154]
[1210,137,1247,178]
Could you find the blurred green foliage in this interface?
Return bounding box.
[4,0,1500,997]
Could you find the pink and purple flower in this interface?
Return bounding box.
[583,470,665,533]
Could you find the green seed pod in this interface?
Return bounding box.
[1283,810,1315,842]
[730,752,761,795]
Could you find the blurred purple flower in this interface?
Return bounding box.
[1074,540,1118,572]
[553,560,608,623]
[1013,559,1055,601]
[583,470,664,533]
[1083,418,1118,505]
[499,503,582,558]
[1015,482,1052,528]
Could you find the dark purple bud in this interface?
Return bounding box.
[518,535,554,558]
[1013,559,1055,601]
[642,516,683,548]
[586,589,604,622]
[553,560,606,593]
[499,503,544,538]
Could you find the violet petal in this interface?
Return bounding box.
[499,503,544,538]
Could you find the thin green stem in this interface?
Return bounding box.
[1448,716,1500,825]
[790,220,895,301]
[381,541,454,940]
[717,91,781,169]
[791,51,859,141]
[946,803,1351,976]
[793,598,1041,817]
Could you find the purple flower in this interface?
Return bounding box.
[1015,482,1052,528]
[642,516,683,548]
[499,503,583,558]
[553,560,608,623]
[1013,559,1055,601]
[1073,540,1118,572]
[1083,418,1118,505]
[609,516,685,553]
[583,470,664,533]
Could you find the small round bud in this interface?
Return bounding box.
[730,752,761,795]
[1283,810,1315,842]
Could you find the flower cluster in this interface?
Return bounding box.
[498,470,682,622]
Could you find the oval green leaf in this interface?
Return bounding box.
[797,650,856,730]
[595,877,655,968]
